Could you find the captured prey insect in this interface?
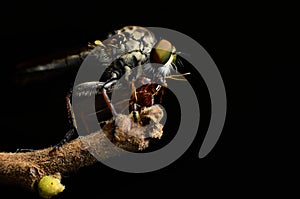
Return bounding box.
[26,26,189,150]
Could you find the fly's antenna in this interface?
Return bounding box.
[176,51,190,57]
[165,72,191,81]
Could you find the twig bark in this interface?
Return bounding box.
[0,105,164,197]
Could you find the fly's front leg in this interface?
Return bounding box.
[129,80,141,123]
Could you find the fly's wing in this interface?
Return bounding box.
[72,80,131,114]
[71,80,131,131]
[72,81,104,97]
[14,47,91,87]
[70,81,109,133]
[14,26,157,87]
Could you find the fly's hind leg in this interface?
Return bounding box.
[15,148,35,153]
[51,90,78,151]
[51,79,120,152]
[17,90,77,153]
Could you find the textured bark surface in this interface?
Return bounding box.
[0,105,164,195]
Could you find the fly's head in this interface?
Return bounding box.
[147,39,186,85]
[150,39,177,66]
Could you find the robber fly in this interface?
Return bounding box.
[17,26,189,150]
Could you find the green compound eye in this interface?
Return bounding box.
[150,39,174,64]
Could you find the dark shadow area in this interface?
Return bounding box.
[1,1,296,198]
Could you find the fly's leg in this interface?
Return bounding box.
[15,148,35,153]
[65,90,77,130]
[17,91,77,153]
[101,78,131,141]
[51,128,77,152]
[51,78,120,151]
[158,86,165,104]
[101,79,118,117]
[129,80,140,123]
[51,90,78,151]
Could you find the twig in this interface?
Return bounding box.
[0,105,164,198]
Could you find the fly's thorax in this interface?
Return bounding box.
[90,26,159,82]
[122,51,148,66]
[113,26,157,54]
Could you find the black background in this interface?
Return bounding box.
[0,1,297,198]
